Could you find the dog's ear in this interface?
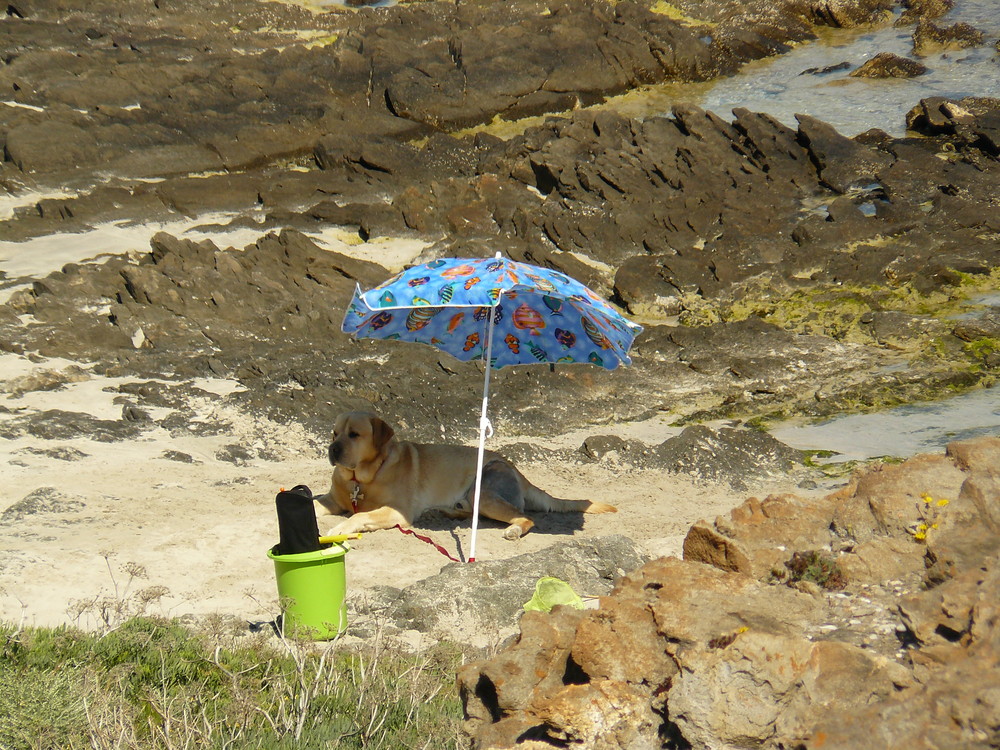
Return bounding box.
[370,417,395,451]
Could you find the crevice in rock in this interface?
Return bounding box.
[562,653,590,685]
[657,707,693,749]
[474,673,502,723]
[934,623,963,643]
[515,724,570,747]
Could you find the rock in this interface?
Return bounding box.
[0,409,149,442]
[668,631,905,748]
[359,536,648,648]
[861,310,943,349]
[801,61,851,75]
[830,452,968,544]
[655,424,804,490]
[912,19,985,57]
[806,0,895,28]
[462,438,1000,750]
[851,51,928,78]
[953,309,1000,343]
[215,444,254,466]
[1,487,86,524]
[684,492,836,578]
[796,113,894,192]
[896,0,954,25]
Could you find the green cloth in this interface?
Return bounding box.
[523,577,585,613]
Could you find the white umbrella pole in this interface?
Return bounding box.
[468,304,498,563]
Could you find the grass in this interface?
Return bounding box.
[0,616,464,750]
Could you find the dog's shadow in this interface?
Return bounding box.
[418,509,588,537]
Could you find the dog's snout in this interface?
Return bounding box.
[328,442,341,466]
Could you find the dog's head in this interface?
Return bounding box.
[328,411,395,470]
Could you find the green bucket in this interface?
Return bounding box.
[268,543,349,640]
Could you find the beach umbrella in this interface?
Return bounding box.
[341,253,643,561]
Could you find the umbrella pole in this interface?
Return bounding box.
[468,304,498,563]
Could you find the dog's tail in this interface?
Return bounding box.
[523,485,617,514]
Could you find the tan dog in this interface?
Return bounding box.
[314,411,616,540]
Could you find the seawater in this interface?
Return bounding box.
[610,0,1000,136]
[771,386,1000,462]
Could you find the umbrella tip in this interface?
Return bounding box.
[494,251,502,259]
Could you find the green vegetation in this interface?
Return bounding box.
[679,269,1000,346]
[0,617,464,750]
[777,551,846,591]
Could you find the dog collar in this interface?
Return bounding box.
[349,480,362,513]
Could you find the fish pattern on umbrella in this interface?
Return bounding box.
[342,256,642,370]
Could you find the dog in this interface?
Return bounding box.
[314,411,616,540]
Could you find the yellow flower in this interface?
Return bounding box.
[914,531,927,540]
[936,498,950,507]
[917,523,928,531]
[921,494,934,504]
[931,523,939,529]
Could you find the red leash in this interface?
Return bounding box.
[350,482,462,563]
[394,525,462,563]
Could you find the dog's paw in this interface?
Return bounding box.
[502,525,524,541]
[326,518,360,536]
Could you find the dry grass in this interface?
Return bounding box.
[1,614,464,750]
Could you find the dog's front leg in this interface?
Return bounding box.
[313,492,345,517]
[314,469,356,517]
[325,506,410,535]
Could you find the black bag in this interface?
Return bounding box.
[274,485,321,555]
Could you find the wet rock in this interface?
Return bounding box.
[801,60,851,75]
[861,310,944,349]
[806,0,895,28]
[912,19,986,57]
[905,95,979,134]
[851,51,928,78]
[895,0,954,25]
[953,308,1000,342]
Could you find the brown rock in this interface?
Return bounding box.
[851,51,928,78]
[669,632,907,747]
[912,19,986,57]
[830,453,968,543]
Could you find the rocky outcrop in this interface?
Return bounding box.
[580,424,804,489]
[0,0,885,191]
[4,97,998,440]
[459,436,1000,749]
[351,535,649,649]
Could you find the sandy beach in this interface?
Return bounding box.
[1,344,817,632]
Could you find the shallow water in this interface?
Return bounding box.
[771,385,1000,462]
[617,0,1000,137]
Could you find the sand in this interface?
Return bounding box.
[0,347,822,633]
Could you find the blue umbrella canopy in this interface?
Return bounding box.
[341,255,642,370]
[340,254,642,561]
